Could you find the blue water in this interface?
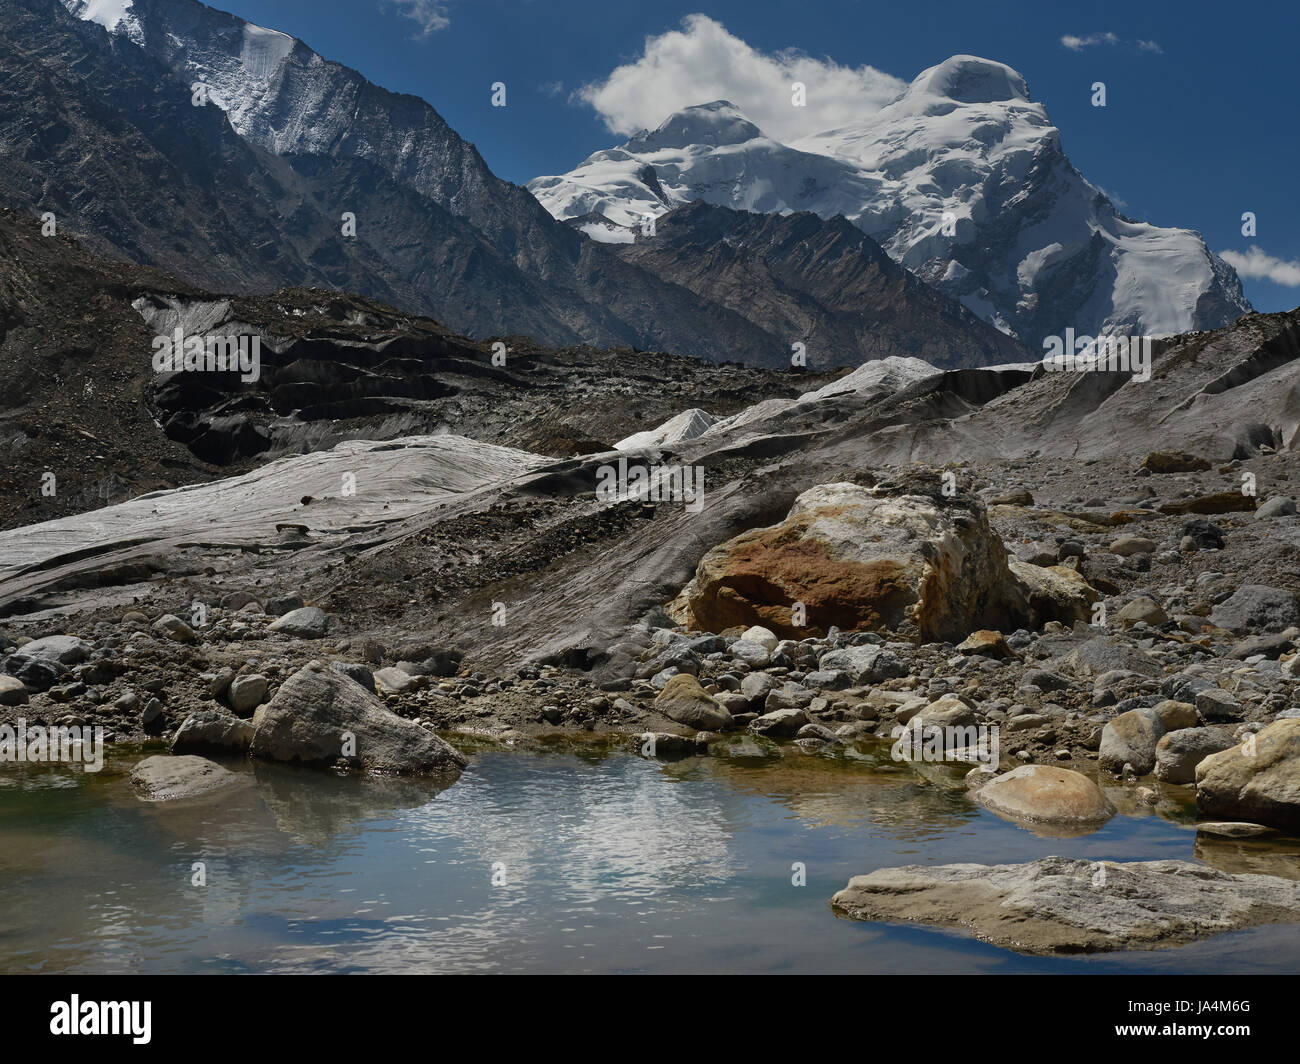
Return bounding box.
[2,741,1299,973]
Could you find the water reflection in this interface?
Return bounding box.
[1,743,1299,973]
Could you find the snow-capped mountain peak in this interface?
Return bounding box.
[627,100,764,151]
[530,54,1250,347]
[906,54,1030,106]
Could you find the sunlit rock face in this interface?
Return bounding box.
[677,476,1030,641]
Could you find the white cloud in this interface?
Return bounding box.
[576,14,907,142]
[386,0,452,37]
[1220,246,1300,287]
[1061,32,1119,50]
[1061,32,1162,54]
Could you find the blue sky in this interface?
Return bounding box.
[224,0,1299,312]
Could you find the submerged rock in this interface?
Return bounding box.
[830,857,1300,954]
[130,754,244,801]
[973,765,1115,831]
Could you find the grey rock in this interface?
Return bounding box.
[228,674,269,715]
[10,634,92,665]
[152,615,198,643]
[268,606,329,639]
[374,667,418,694]
[730,639,771,667]
[804,669,851,690]
[130,754,245,801]
[172,709,255,756]
[740,671,778,704]
[8,656,65,691]
[831,857,1300,954]
[249,662,467,774]
[265,595,305,617]
[1254,496,1297,519]
[208,667,236,699]
[763,682,815,711]
[1209,585,1300,634]
[0,674,28,705]
[1196,688,1244,723]
[1099,705,1165,775]
[330,662,376,693]
[749,707,809,737]
[1155,726,1239,784]
[817,644,907,684]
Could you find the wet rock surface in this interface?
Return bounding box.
[830,857,1300,954]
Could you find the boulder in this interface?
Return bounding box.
[220,591,261,611]
[171,710,255,756]
[1254,497,1297,519]
[1154,700,1198,731]
[956,630,1014,658]
[374,667,418,695]
[130,754,244,801]
[830,857,1300,954]
[1140,451,1211,473]
[249,662,467,774]
[729,639,771,667]
[265,594,305,617]
[1056,637,1161,679]
[630,732,696,759]
[1209,585,1300,634]
[1007,561,1099,627]
[1195,719,1300,831]
[0,675,28,705]
[654,674,732,731]
[330,662,377,693]
[763,682,815,712]
[816,644,907,684]
[1159,492,1256,516]
[8,656,65,691]
[10,634,92,664]
[227,674,268,715]
[1099,706,1165,775]
[973,765,1116,830]
[1195,688,1244,723]
[1155,726,1238,784]
[739,672,778,705]
[1181,519,1225,550]
[1109,535,1157,556]
[268,606,329,639]
[749,707,809,737]
[911,693,977,730]
[152,615,198,643]
[677,476,1029,641]
[1117,596,1168,628]
[740,626,779,652]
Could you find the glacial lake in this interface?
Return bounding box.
[4,738,1300,974]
